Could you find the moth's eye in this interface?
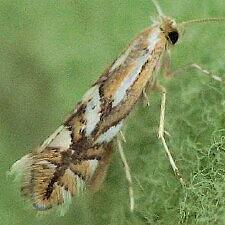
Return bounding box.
[168,31,179,45]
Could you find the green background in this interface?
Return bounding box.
[1,0,225,224]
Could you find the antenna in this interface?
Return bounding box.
[179,17,225,26]
[151,0,164,17]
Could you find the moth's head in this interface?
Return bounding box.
[151,0,225,45]
[159,16,179,45]
[151,0,179,45]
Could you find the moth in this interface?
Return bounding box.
[10,0,224,213]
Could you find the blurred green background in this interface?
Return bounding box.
[1,0,225,224]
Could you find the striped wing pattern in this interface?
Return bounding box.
[10,24,166,212]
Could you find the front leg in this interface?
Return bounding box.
[117,133,134,212]
[157,84,185,186]
[161,49,224,83]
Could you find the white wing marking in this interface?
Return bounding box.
[83,85,101,136]
[48,126,72,149]
[112,29,160,107]
[95,121,123,144]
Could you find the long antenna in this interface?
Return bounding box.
[151,0,164,17]
[179,17,225,26]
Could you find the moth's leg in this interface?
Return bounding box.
[142,88,150,106]
[119,130,126,143]
[161,51,224,82]
[160,49,172,78]
[88,144,114,193]
[117,133,134,212]
[183,63,224,83]
[162,58,225,83]
[157,84,185,186]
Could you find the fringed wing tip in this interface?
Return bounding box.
[8,154,33,183]
[33,187,73,216]
[8,146,105,215]
[9,150,88,215]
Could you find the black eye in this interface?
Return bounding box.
[168,31,179,44]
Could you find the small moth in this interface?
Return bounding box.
[10,0,224,213]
